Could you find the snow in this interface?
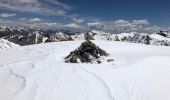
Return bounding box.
[72,33,85,40]
[0,40,170,100]
[150,33,170,41]
[0,39,19,49]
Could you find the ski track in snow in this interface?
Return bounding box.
[76,65,115,100]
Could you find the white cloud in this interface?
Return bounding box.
[144,26,168,33]
[0,17,64,30]
[114,20,136,32]
[0,13,16,18]
[28,18,42,23]
[0,0,71,16]
[64,23,81,28]
[72,18,85,24]
[87,22,104,29]
[20,18,64,29]
[87,22,101,26]
[15,0,38,3]
[0,17,168,33]
[55,10,67,16]
[132,20,149,26]
[62,19,150,32]
[113,19,149,32]
[132,20,149,29]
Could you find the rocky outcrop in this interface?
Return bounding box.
[156,31,169,38]
[65,40,110,64]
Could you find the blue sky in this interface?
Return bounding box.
[62,0,170,26]
[0,0,169,32]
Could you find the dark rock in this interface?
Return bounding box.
[156,31,168,37]
[84,32,95,40]
[65,40,109,64]
[107,59,114,62]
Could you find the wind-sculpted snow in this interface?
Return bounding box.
[0,39,19,49]
[0,66,25,100]
[0,40,170,100]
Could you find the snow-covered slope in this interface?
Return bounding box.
[0,40,170,100]
[150,33,170,41]
[0,39,19,49]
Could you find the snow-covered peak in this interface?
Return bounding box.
[109,32,136,41]
[150,33,170,41]
[0,39,19,49]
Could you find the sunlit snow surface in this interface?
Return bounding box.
[0,40,170,100]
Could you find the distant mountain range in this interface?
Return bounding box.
[0,25,170,47]
[0,25,74,46]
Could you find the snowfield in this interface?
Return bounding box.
[0,40,170,100]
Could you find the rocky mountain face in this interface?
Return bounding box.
[109,32,170,46]
[0,25,73,46]
[47,32,73,42]
[73,30,170,46]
